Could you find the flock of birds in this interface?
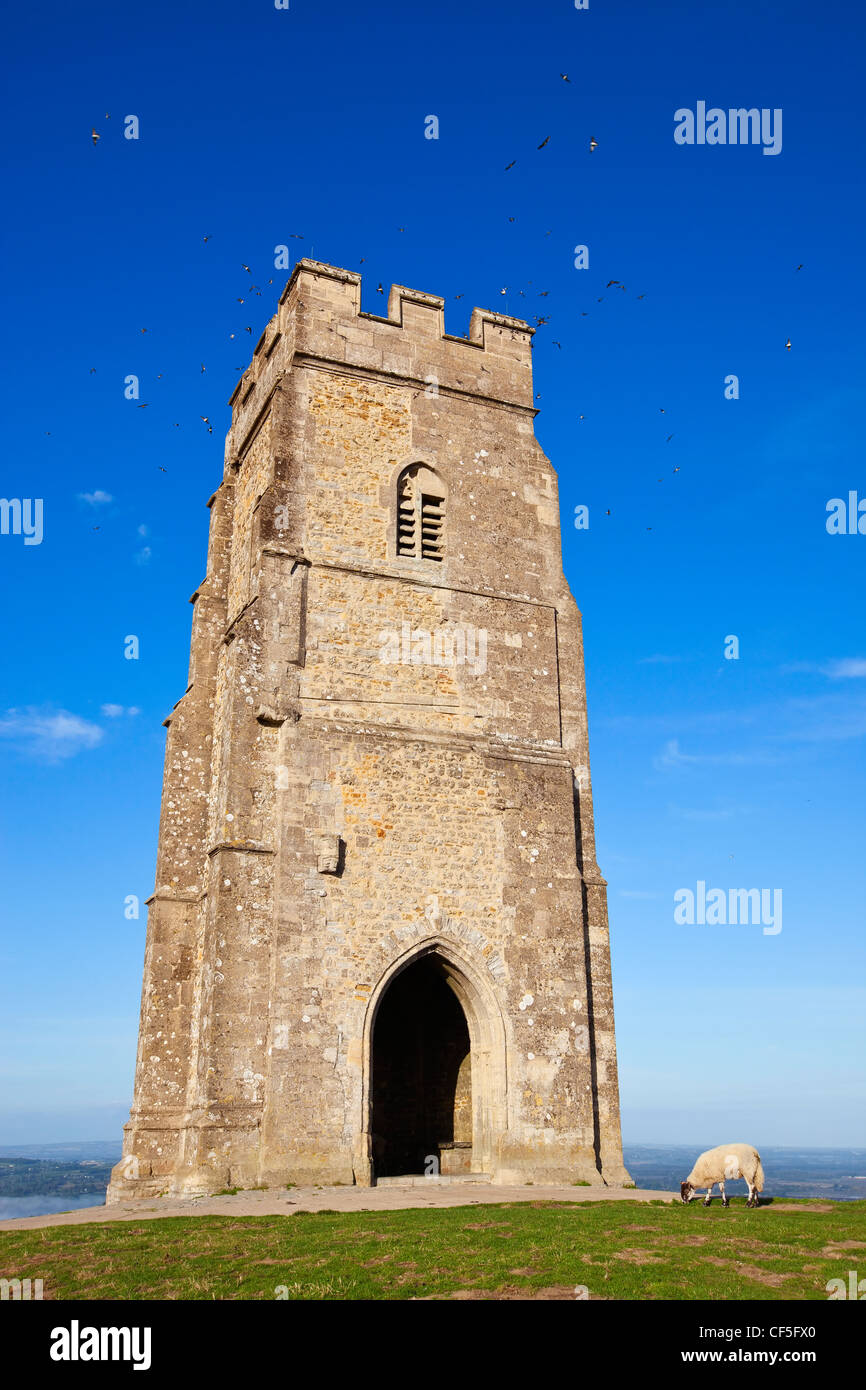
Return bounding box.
[81,99,803,527]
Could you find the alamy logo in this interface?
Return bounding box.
[826,491,866,534]
[0,498,43,545]
[379,622,487,676]
[826,1270,866,1299]
[49,1321,152,1371]
[674,103,782,156]
[674,881,782,935]
[1,1277,43,1300]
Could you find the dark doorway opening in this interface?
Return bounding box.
[371,954,472,1178]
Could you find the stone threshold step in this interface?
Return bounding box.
[375,1173,493,1187]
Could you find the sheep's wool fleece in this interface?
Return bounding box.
[687,1143,763,1187]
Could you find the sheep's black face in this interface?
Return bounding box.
[680,1181,693,1204]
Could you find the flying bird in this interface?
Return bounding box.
[201,363,206,373]
[290,233,304,240]
[795,263,803,271]
[242,263,250,273]
[589,136,598,151]
[560,73,571,82]
[454,294,464,299]
[397,226,405,232]
[203,235,211,243]
[158,465,167,471]
[505,160,516,171]
[137,403,148,408]
[89,367,96,374]
[91,128,100,146]
[785,338,792,350]
[666,434,674,442]
[140,328,148,334]
[537,136,550,149]
[508,217,516,223]
[606,280,620,288]
[200,416,209,424]
[636,293,646,299]
[377,283,384,294]
[552,340,562,349]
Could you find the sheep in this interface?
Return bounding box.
[680,1143,765,1208]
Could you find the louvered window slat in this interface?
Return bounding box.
[396,467,446,561]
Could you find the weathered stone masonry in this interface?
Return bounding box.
[108,259,631,1200]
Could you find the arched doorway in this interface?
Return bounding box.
[370,954,472,1177]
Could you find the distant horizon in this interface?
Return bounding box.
[2,1135,865,1155]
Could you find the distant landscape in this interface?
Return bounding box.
[624,1145,866,1202]
[1,1141,864,1220]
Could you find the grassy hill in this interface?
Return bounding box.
[2,1198,864,1300]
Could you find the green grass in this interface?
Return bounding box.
[1,1199,863,1301]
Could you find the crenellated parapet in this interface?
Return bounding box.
[225,260,535,466]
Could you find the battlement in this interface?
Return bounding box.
[227,259,536,452]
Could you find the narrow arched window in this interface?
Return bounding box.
[396,465,445,561]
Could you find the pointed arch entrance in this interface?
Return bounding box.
[361,938,507,1182]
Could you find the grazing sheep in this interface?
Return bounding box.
[680,1143,764,1208]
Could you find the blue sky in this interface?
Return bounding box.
[1,0,864,1149]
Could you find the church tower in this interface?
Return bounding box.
[108,260,631,1200]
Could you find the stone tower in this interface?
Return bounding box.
[108,259,631,1201]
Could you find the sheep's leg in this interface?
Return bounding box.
[747,1180,758,1208]
[720,1179,729,1208]
[704,1182,714,1206]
